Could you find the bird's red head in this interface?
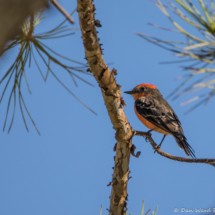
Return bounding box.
[125,83,157,100]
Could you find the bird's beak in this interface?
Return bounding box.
[124,90,138,95]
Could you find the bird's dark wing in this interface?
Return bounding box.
[135,96,182,135]
[135,97,196,158]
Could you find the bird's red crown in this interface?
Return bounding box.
[133,83,157,91]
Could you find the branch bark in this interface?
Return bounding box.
[77,1,133,214]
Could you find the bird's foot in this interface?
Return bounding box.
[145,129,153,142]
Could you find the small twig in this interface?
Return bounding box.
[134,130,215,167]
[51,0,75,24]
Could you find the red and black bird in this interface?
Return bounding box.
[125,83,195,158]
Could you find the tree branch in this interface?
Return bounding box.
[135,130,215,167]
[77,1,133,215]
[51,0,75,24]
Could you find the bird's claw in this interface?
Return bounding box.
[145,130,153,142]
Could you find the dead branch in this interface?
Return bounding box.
[51,0,75,24]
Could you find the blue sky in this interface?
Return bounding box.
[0,0,215,214]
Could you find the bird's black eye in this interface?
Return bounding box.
[140,87,145,92]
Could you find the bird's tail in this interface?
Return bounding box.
[173,135,196,159]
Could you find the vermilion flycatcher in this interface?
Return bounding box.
[125,83,195,158]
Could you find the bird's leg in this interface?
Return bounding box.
[154,135,166,154]
[157,135,166,149]
[147,129,153,135]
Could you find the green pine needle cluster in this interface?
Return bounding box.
[0,9,95,134]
